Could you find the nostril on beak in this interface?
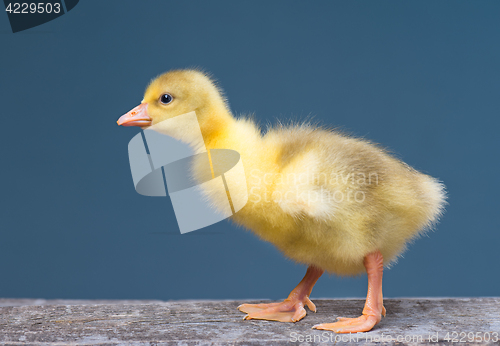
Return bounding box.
[117,103,151,127]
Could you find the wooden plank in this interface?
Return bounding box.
[0,298,499,345]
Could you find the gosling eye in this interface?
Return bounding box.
[159,93,173,105]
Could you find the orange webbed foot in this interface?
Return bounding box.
[313,306,385,333]
[314,250,386,333]
[239,266,323,323]
[238,296,316,323]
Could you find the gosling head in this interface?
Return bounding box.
[117,69,230,129]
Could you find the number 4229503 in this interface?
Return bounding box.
[5,2,62,14]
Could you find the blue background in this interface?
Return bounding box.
[1,1,499,301]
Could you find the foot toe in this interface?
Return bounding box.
[238,302,281,314]
[313,315,379,333]
[240,301,308,323]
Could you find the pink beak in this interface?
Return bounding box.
[117,103,152,127]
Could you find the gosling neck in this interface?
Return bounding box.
[197,102,237,150]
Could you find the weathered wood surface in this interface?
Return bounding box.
[0,298,499,345]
